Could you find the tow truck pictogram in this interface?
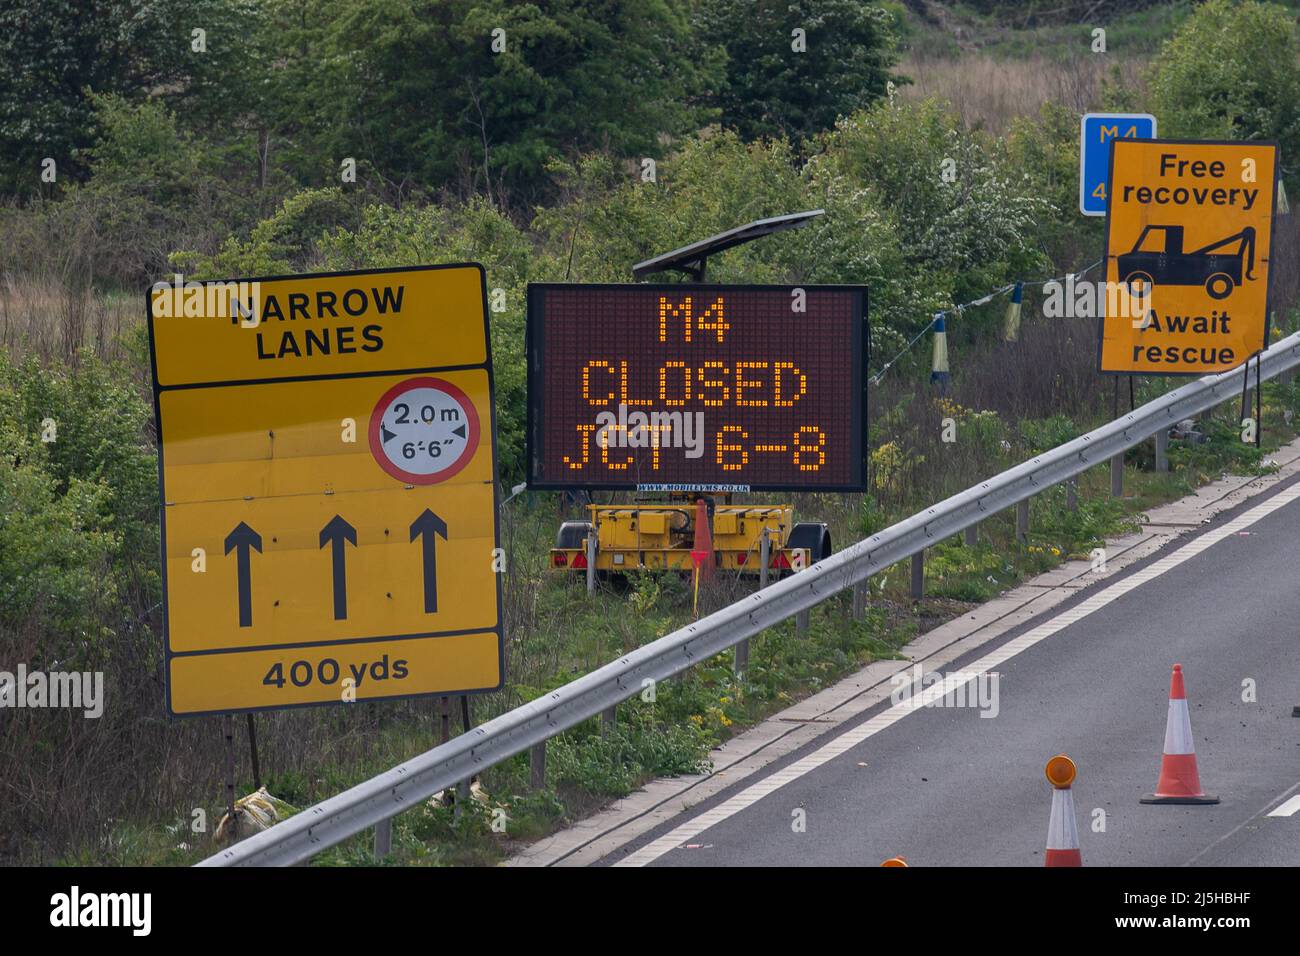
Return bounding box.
[1118,225,1257,301]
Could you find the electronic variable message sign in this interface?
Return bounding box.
[1099,139,1279,375]
[148,264,503,716]
[526,283,867,492]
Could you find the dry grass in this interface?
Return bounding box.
[0,274,139,364]
[866,309,1106,517]
[898,53,1147,133]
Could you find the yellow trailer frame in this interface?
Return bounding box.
[550,501,829,576]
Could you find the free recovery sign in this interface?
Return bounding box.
[1099,139,1279,375]
[147,264,503,716]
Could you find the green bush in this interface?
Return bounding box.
[1019,414,1081,454]
[0,352,158,666]
[3,354,158,560]
[0,366,119,665]
[817,98,1050,327]
[173,187,362,280]
[1149,0,1300,192]
[1166,414,1269,476]
[1006,102,1106,270]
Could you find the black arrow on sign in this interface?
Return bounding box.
[224,522,262,628]
[319,515,357,620]
[410,509,448,614]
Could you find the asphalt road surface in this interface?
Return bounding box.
[600,475,1300,867]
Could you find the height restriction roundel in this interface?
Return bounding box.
[369,376,480,484]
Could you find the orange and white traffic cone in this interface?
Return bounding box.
[1044,754,1081,867]
[1140,664,1219,805]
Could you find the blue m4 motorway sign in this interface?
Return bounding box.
[1079,112,1157,216]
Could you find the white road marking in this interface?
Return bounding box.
[1267,794,1300,818]
[1185,780,1300,864]
[614,481,1300,867]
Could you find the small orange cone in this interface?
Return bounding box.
[1044,754,1081,867]
[1141,664,1219,805]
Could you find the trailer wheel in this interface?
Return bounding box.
[1205,273,1233,300]
[787,522,832,569]
[555,521,594,550]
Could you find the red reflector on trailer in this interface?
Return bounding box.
[572,551,588,569]
[772,553,791,570]
[552,553,568,567]
[736,553,747,565]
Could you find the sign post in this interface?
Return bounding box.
[148,264,503,716]
[1098,140,1279,375]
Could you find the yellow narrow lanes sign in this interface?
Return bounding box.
[148,264,503,716]
[1100,139,1279,375]
[150,265,487,386]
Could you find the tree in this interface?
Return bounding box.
[288,0,722,205]
[702,0,901,143]
[1149,0,1300,190]
[819,98,1048,319]
[1006,102,1105,272]
[0,0,268,194]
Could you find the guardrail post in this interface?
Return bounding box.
[736,512,761,672]
[796,608,810,633]
[585,531,597,595]
[600,705,616,738]
[1279,314,1292,385]
[1016,499,1030,543]
[530,741,546,789]
[852,580,868,620]
[734,633,750,678]
[1110,453,1124,498]
[455,779,470,820]
[373,818,391,860]
[911,552,924,599]
[963,525,977,547]
[1154,427,1169,473]
[1066,478,1078,511]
